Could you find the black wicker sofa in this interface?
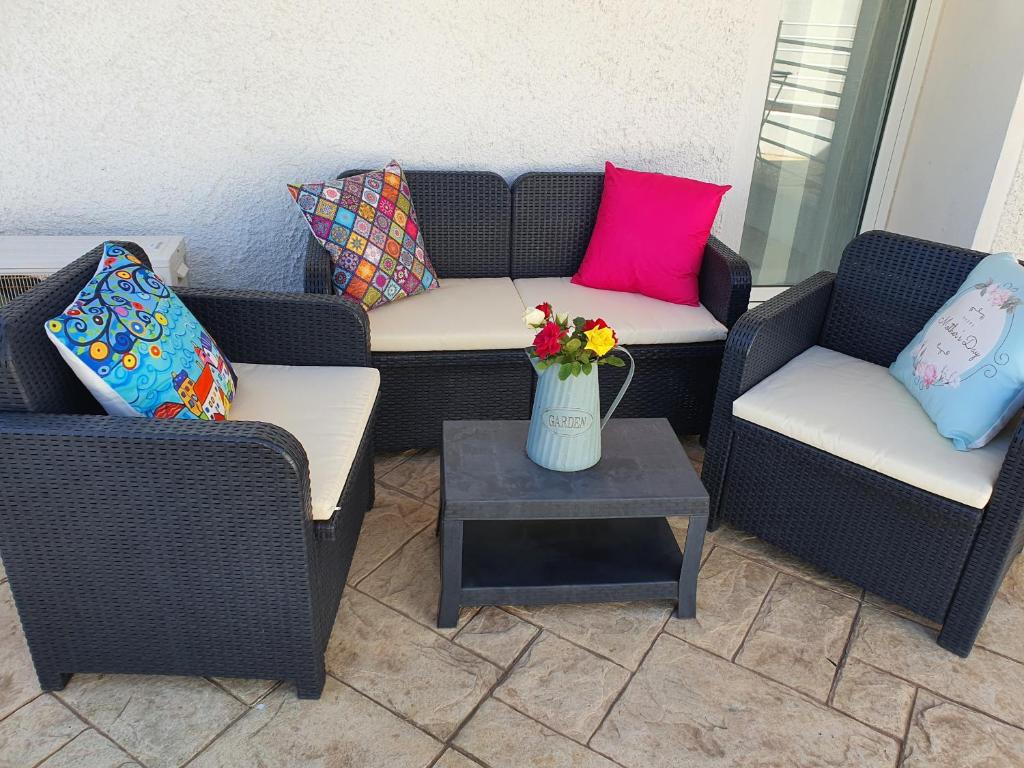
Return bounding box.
[0,242,376,698]
[305,170,752,451]
[703,230,1024,656]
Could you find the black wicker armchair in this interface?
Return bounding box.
[703,230,1023,656]
[305,169,752,449]
[0,242,376,698]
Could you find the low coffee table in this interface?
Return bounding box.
[437,418,708,627]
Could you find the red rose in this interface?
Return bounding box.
[582,318,618,345]
[536,302,553,321]
[533,321,565,359]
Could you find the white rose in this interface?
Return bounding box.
[523,307,546,327]
[556,312,569,325]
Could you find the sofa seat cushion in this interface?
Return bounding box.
[369,277,534,352]
[514,277,727,345]
[733,346,1015,508]
[230,363,379,521]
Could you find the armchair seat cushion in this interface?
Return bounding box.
[230,363,379,520]
[514,277,727,345]
[368,277,534,352]
[732,346,1015,508]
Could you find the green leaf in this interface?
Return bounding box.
[571,361,581,377]
[582,361,593,375]
[573,316,586,328]
[558,363,572,381]
[564,337,582,353]
[604,355,626,367]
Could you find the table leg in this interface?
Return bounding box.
[676,514,707,619]
[437,518,463,628]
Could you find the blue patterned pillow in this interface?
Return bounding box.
[45,242,237,419]
[890,252,1024,449]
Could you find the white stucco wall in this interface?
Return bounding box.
[0,1,774,290]
[993,142,1024,253]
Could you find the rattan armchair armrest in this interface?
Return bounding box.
[941,417,1024,654]
[702,271,834,524]
[699,236,752,328]
[0,412,314,530]
[176,287,369,367]
[303,236,333,295]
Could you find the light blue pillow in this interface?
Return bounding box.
[890,252,1024,450]
[45,242,237,419]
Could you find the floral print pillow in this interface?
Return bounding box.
[46,242,237,419]
[890,252,1024,449]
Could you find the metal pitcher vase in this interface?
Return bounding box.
[526,346,635,472]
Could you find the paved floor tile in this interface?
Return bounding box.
[591,635,896,768]
[714,525,863,598]
[359,527,475,636]
[455,607,539,668]
[455,698,618,768]
[326,591,500,739]
[506,600,671,670]
[56,674,245,768]
[832,657,916,739]
[38,728,141,767]
[735,574,859,700]
[664,547,775,658]
[375,449,420,478]
[666,517,717,563]
[348,486,435,583]
[379,450,441,500]
[976,552,1024,663]
[190,677,441,768]
[433,749,484,768]
[862,592,940,629]
[902,691,1024,767]
[210,677,277,704]
[495,631,629,742]
[0,695,86,768]
[850,606,1024,728]
[0,583,41,720]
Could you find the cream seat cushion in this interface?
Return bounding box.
[513,277,727,345]
[368,277,534,352]
[230,363,379,521]
[732,346,1015,509]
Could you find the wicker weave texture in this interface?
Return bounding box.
[703,230,1024,657]
[821,230,986,367]
[0,251,378,698]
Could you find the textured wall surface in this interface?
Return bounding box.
[0,1,766,290]
[994,147,1024,253]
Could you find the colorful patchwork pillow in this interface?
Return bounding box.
[45,242,237,420]
[890,252,1024,449]
[288,161,440,310]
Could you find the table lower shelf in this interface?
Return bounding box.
[459,516,684,606]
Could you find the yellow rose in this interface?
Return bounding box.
[584,326,616,357]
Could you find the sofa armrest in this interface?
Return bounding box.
[702,271,834,524]
[941,418,1024,654]
[699,237,752,328]
[304,236,333,295]
[177,287,370,367]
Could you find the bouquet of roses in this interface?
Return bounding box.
[523,302,626,379]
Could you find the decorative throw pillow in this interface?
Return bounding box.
[288,161,440,310]
[572,162,730,305]
[45,242,237,420]
[890,252,1024,450]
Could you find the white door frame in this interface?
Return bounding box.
[860,0,946,232]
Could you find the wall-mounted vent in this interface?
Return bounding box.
[0,274,46,307]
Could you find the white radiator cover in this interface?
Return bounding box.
[0,236,188,286]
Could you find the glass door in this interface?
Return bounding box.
[741,0,915,287]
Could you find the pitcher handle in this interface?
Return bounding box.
[600,346,635,430]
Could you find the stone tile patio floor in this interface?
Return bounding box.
[3,440,1024,766]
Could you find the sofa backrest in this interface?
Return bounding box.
[510,172,603,279]
[340,169,511,278]
[0,241,153,414]
[820,230,987,367]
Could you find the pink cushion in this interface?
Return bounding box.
[572,162,730,306]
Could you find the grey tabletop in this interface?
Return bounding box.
[441,419,708,520]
